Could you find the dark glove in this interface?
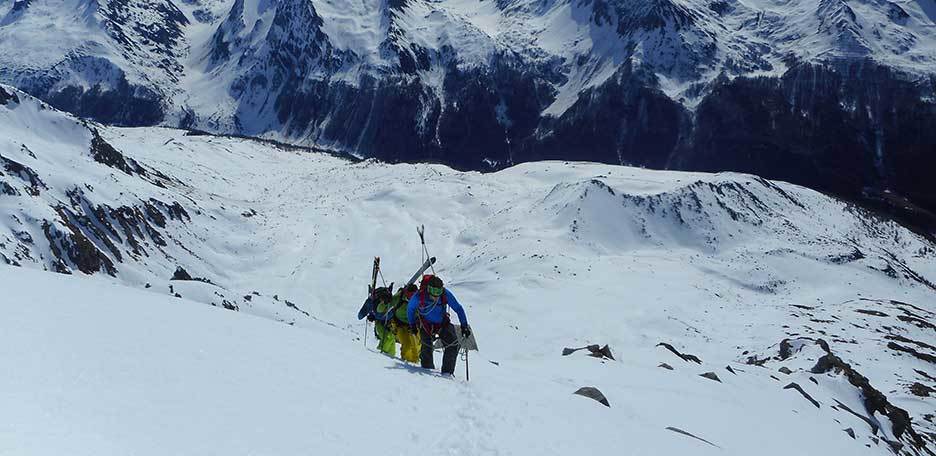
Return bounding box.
[461,324,472,338]
[409,324,419,335]
[367,314,375,322]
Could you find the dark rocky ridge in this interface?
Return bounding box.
[14,56,165,126]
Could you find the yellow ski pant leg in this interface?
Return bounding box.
[375,323,397,357]
[394,324,421,363]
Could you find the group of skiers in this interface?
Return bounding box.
[357,274,471,377]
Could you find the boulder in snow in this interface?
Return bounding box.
[573,387,610,407]
[0,87,18,105]
[562,344,614,360]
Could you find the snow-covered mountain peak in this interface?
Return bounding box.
[0,0,33,25]
[816,0,880,57]
[3,0,935,118]
[208,0,335,66]
[614,0,703,31]
[98,0,190,83]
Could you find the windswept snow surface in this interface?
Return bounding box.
[0,264,920,456]
[1,86,935,454]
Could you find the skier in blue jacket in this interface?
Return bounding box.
[407,275,471,376]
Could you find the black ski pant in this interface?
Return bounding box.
[419,322,459,375]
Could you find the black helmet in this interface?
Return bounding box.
[426,276,443,289]
[374,287,392,302]
[425,276,444,298]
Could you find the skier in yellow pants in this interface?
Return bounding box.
[391,284,420,363]
[363,285,419,361]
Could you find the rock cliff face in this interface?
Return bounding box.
[679,61,936,232]
[0,0,934,228]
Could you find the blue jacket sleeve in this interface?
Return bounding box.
[372,307,394,323]
[407,293,419,325]
[445,290,468,327]
[357,297,374,320]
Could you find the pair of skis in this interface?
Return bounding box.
[362,257,380,347]
[369,257,380,300]
[368,253,437,301]
[375,224,433,296]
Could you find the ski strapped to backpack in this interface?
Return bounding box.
[370,257,380,299]
[359,257,436,322]
[383,257,436,318]
[413,226,446,325]
[417,225,436,275]
[405,257,436,289]
[363,257,380,346]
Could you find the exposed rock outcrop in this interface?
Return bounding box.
[573,387,610,407]
[658,342,702,364]
[811,343,929,453]
[784,382,821,408]
[562,344,614,360]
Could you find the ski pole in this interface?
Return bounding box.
[465,347,470,382]
[417,225,436,275]
[417,225,425,263]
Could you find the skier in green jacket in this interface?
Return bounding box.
[358,285,420,361]
[361,287,397,356]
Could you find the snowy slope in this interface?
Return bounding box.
[0,264,905,456]
[1,85,935,454]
